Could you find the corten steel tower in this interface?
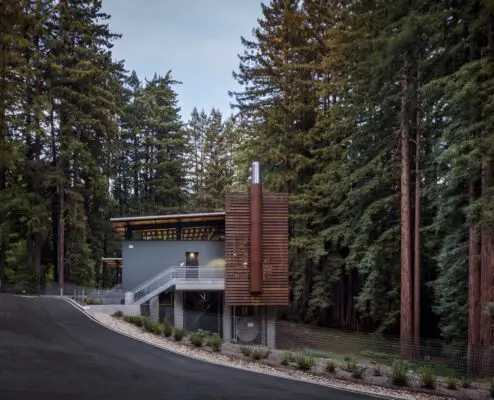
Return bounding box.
[224,162,289,306]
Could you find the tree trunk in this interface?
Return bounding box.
[34,232,42,292]
[480,161,494,376]
[400,70,413,356]
[468,180,481,374]
[58,172,65,289]
[413,102,421,344]
[26,234,34,271]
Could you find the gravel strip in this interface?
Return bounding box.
[90,312,449,400]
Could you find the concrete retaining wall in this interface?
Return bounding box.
[86,304,140,316]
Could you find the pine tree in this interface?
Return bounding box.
[142,72,188,214]
[185,107,208,209]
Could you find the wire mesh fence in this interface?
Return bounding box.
[0,281,125,305]
[183,308,223,335]
[275,320,493,378]
[150,305,494,379]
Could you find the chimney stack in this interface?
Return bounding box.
[250,162,262,294]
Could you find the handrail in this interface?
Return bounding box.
[128,266,225,305]
[131,268,173,293]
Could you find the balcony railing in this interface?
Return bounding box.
[127,266,225,305]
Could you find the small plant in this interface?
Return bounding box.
[345,358,357,373]
[343,355,351,362]
[123,315,142,326]
[163,322,173,338]
[251,347,270,360]
[190,332,204,347]
[419,366,436,389]
[210,334,222,352]
[391,362,409,387]
[446,376,457,390]
[85,297,103,305]
[326,360,336,373]
[173,328,185,341]
[461,377,472,388]
[141,317,154,332]
[149,322,164,335]
[240,346,252,357]
[281,352,292,365]
[112,310,123,318]
[295,353,315,371]
[352,365,366,379]
[373,366,382,376]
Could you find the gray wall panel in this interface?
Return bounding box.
[122,241,224,289]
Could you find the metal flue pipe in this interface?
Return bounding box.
[250,162,262,294]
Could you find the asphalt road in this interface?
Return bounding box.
[0,295,376,400]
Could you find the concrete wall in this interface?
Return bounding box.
[174,291,184,329]
[121,240,225,290]
[266,307,277,348]
[86,304,140,316]
[149,296,159,321]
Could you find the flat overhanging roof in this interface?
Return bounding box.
[110,212,226,238]
[110,212,225,224]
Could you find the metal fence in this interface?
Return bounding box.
[149,305,493,378]
[275,320,493,378]
[1,281,125,305]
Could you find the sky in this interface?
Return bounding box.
[101,0,263,121]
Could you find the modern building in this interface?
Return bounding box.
[110,163,289,347]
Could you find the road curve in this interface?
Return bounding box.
[0,295,375,400]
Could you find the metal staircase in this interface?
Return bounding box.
[125,266,224,305]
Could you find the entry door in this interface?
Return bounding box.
[185,252,199,279]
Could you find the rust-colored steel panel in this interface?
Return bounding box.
[225,192,289,306]
[250,183,262,294]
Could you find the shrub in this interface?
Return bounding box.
[123,315,143,326]
[149,322,164,335]
[251,347,270,360]
[373,366,382,376]
[326,360,336,373]
[210,334,222,352]
[281,352,292,365]
[85,297,103,305]
[345,359,357,373]
[391,362,409,387]
[352,365,366,379]
[129,315,144,327]
[163,322,173,338]
[295,353,315,371]
[446,376,457,390]
[461,377,472,388]
[173,328,185,341]
[240,346,252,357]
[141,317,154,332]
[112,310,123,318]
[419,367,436,389]
[190,332,204,347]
